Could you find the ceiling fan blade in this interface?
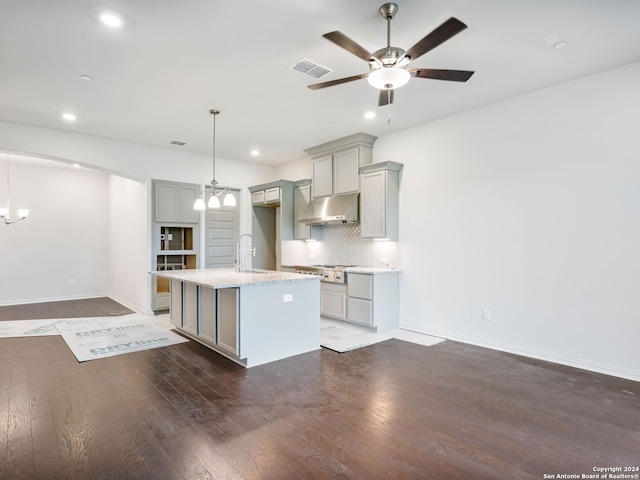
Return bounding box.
[404,17,468,62]
[323,31,375,63]
[307,73,369,90]
[410,68,474,82]
[378,89,394,106]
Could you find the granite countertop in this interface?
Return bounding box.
[150,268,320,289]
[345,267,399,274]
[281,264,400,274]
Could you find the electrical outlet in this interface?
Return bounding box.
[381,257,388,264]
[482,308,490,321]
[69,278,75,286]
[283,294,293,303]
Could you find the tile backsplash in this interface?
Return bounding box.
[281,224,400,268]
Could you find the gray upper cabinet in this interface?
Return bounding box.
[154,180,199,223]
[360,161,403,240]
[311,155,333,198]
[305,133,377,199]
[294,182,323,241]
[333,147,360,195]
[252,186,281,206]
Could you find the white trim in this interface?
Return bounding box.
[0,293,110,308]
[402,325,640,383]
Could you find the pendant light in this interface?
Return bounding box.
[193,109,236,211]
[0,154,29,225]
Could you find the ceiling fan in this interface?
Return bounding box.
[308,2,474,106]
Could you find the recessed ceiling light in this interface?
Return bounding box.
[61,112,77,121]
[364,111,376,119]
[169,140,188,146]
[80,74,92,81]
[250,149,260,156]
[73,163,80,168]
[543,34,567,49]
[100,13,122,28]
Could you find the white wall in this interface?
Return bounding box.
[108,174,149,313]
[0,122,277,312]
[373,61,640,380]
[0,161,109,304]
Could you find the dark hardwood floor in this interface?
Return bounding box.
[1,323,639,479]
[0,297,133,321]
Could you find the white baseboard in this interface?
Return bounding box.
[106,294,146,315]
[0,293,147,316]
[401,325,640,383]
[0,292,109,307]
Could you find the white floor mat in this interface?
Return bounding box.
[0,317,100,337]
[320,318,445,353]
[55,314,188,362]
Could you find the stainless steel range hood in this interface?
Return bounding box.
[297,193,359,225]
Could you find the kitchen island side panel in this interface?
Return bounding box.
[239,278,321,367]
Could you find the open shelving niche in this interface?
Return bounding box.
[154,225,197,310]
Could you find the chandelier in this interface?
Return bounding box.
[0,154,29,225]
[193,109,236,210]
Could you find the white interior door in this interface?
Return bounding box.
[205,189,241,268]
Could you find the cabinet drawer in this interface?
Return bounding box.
[252,190,265,204]
[347,297,372,325]
[265,187,280,203]
[347,273,373,300]
[154,293,170,310]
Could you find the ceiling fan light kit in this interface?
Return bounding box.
[367,67,410,90]
[308,2,474,106]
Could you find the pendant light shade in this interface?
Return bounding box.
[223,192,236,207]
[193,198,206,211]
[193,109,236,211]
[1,154,29,225]
[208,194,221,209]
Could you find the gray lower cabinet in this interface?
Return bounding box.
[162,276,320,368]
[198,286,216,344]
[183,283,198,336]
[216,288,239,356]
[320,282,347,320]
[346,272,399,332]
[169,279,183,328]
[170,281,240,357]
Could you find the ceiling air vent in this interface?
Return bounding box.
[290,58,332,79]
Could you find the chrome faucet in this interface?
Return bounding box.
[236,233,256,273]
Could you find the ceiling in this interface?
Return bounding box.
[1,1,640,167]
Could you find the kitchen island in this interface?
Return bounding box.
[151,268,321,367]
